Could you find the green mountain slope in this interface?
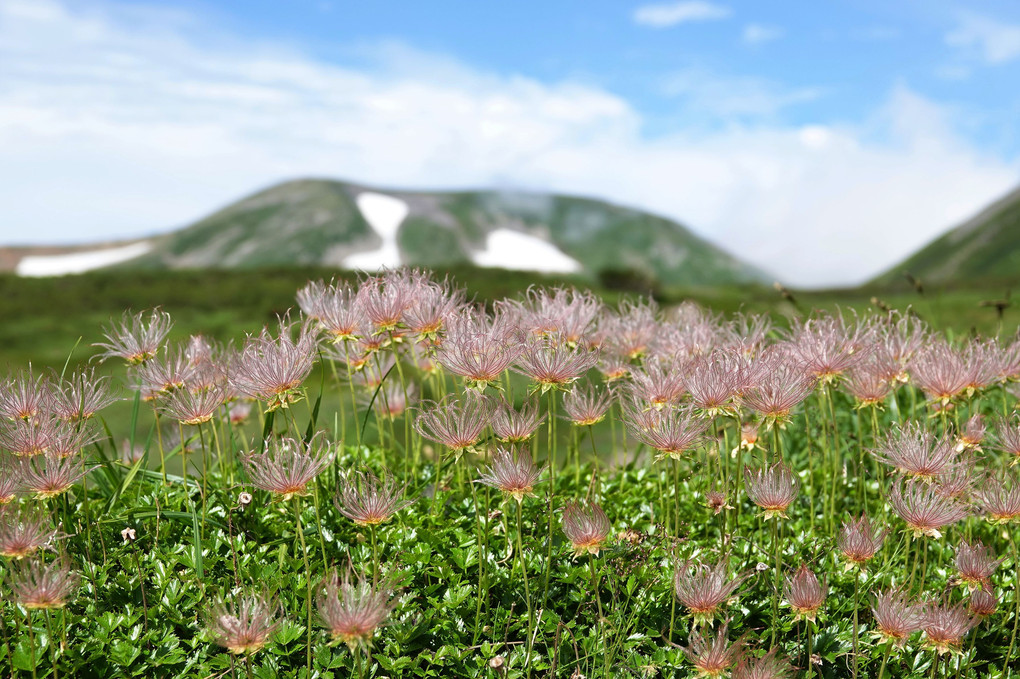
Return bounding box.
[116,178,767,286]
[873,185,1020,286]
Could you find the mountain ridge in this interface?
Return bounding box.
[3,178,770,286]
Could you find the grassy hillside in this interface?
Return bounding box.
[874,184,1020,287]
[99,178,768,287]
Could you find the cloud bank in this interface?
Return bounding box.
[0,0,1017,286]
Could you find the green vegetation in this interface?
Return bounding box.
[1,268,1020,678]
[874,185,1020,286]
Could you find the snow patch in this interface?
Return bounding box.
[17,242,152,277]
[345,192,408,271]
[471,229,581,273]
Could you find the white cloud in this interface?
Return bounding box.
[946,12,1020,64]
[633,1,731,29]
[742,24,783,45]
[0,0,1017,287]
[660,68,821,118]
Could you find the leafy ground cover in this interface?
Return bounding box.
[1,268,1019,678]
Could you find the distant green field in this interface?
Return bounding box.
[1,266,1016,372]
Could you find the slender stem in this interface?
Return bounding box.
[929,653,939,679]
[27,609,37,679]
[770,518,781,646]
[589,555,604,626]
[430,448,446,513]
[805,618,814,679]
[134,550,150,636]
[1005,532,1019,672]
[244,655,254,679]
[370,524,379,585]
[45,610,57,679]
[292,497,312,674]
[877,642,892,679]
[516,501,534,673]
[852,569,860,679]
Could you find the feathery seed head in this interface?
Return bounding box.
[784,565,826,621]
[953,541,1002,590]
[683,623,742,677]
[241,434,335,500]
[973,473,1020,523]
[230,319,316,411]
[561,501,611,557]
[477,447,543,503]
[871,589,924,648]
[744,462,800,519]
[968,588,997,618]
[8,555,79,610]
[888,479,969,538]
[624,401,709,461]
[561,383,613,426]
[205,593,282,655]
[0,505,57,558]
[732,648,793,679]
[491,397,546,443]
[922,601,978,654]
[335,471,414,526]
[871,421,958,480]
[94,309,173,365]
[317,570,397,651]
[413,394,492,456]
[673,559,748,626]
[837,514,887,567]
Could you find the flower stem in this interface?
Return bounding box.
[1005,532,1019,673]
[292,497,312,674]
[516,500,534,672]
[877,642,892,679]
[852,569,860,679]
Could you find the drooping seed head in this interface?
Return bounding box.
[334,471,414,526]
[784,565,826,621]
[561,501,611,557]
[205,593,282,655]
[317,569,397,651]
[477,447,543,503]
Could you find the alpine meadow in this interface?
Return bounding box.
[2,267,1020,678]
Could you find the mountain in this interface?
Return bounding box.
[872,184,1020,286]
[4,178,768,286]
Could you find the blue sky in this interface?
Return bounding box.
[1,0,1019,284]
